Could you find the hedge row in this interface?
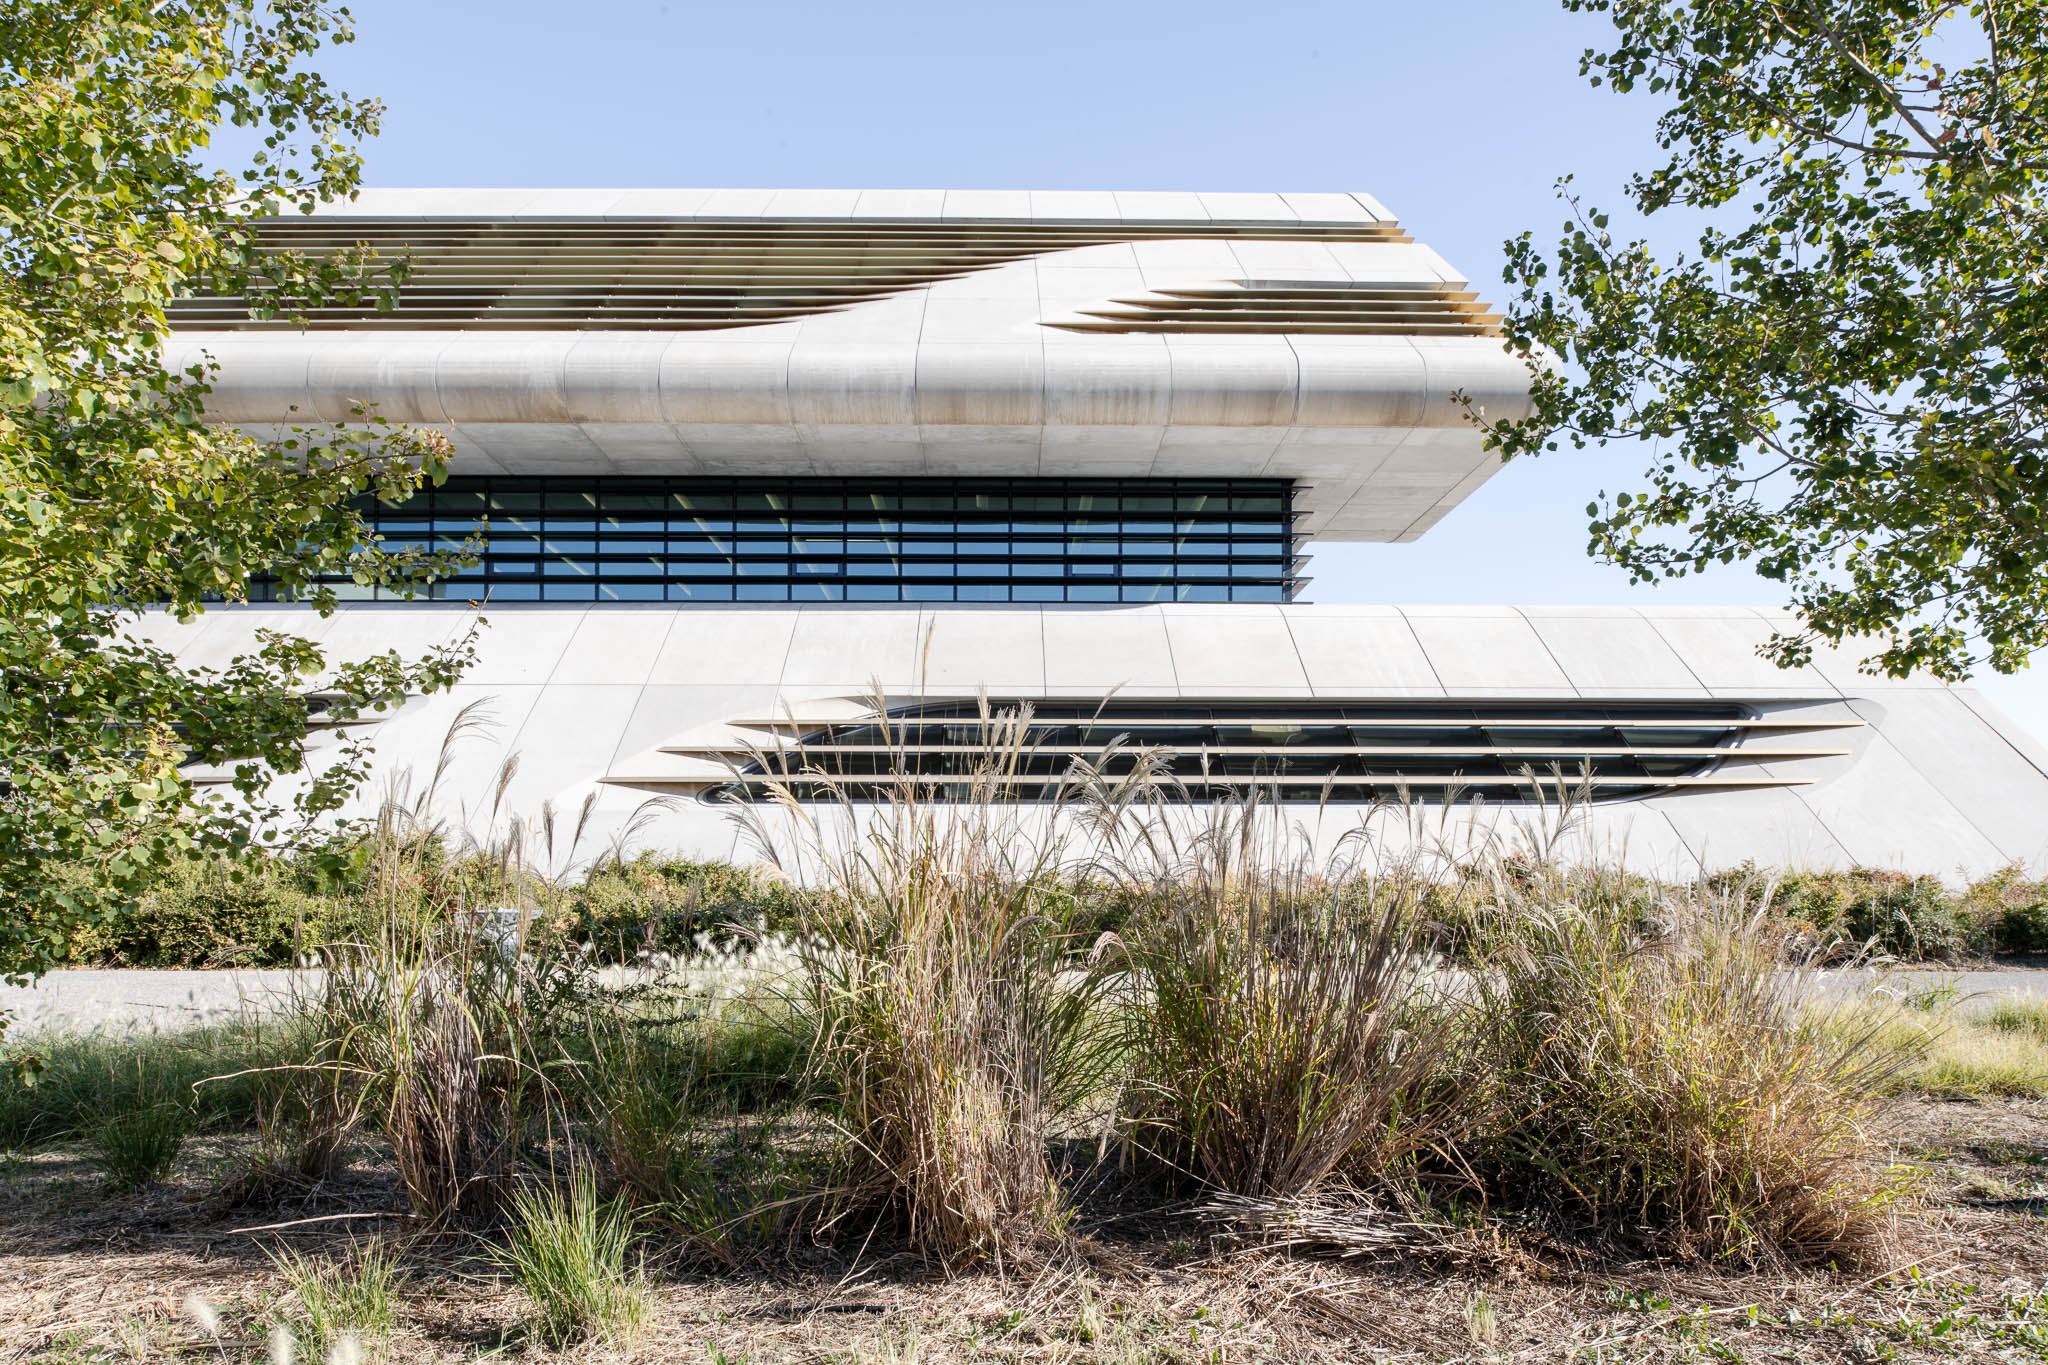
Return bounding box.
[51,850,2048,969]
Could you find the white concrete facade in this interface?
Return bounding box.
[152,190,2048,877]
[149,601,2048,881]
[164,189,1528,539]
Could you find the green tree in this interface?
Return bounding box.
[1488,1,2048,679]
[0,1,473,984]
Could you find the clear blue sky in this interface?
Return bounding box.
[292,0,2048,738]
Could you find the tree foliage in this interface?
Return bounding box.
[1489,0,2048,679]
[0,0,473,981]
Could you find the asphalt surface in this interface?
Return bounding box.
[0,968,309,1035]
[0,964,2043,1037]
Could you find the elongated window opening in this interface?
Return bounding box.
[687,699,1850,804]
[259,476,1302,604]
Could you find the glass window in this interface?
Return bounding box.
[309,476,1300,603]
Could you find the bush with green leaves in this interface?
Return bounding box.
[1962,868,2048,956]
[78,852,356,968]
[550,855,803,961]
[1767,869,1972,959]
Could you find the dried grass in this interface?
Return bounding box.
[1469,870,1917,1266]
[733,693,1146,1267]
[1109,794,1472,1199]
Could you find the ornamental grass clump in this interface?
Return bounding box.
[292,710,603,1222]
[734,695,1142,1267]
[1113,798,1472,1199]
[497,1168,649,1348]
[267,1238,402,1361]
[1471,873,1914,1266]
[87,1096,191,1191]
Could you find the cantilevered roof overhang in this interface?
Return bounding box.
[163,189,1540,539]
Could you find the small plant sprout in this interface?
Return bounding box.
[1465,1290,1500,1348]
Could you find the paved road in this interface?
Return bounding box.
[0,969,309,1036]
[0,964,2042,1037]
[1807,965,2048,1004]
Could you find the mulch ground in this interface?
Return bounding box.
[2,1097,2043,1363]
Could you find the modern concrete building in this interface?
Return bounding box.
[148,189,2048,878]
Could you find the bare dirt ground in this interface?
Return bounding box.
[2,1097,2043,1363]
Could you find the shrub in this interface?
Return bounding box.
[555,856,803,961]
[1764,868,1974,959]
[497,1169,649,1348]
[268,1238,401,1360]
[1120,803,1470,1198]
[1999,900,2048,954]
[89,852,355,968]
[1473,882,1913,1266]
[313,915,545,1221]
[1963,867,2048,955]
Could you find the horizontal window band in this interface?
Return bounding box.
[622,696,1862,805]
[725,715,1860,732]
[600,773,1818,793]
[659,744,1844,760]
[281,476,1305,600]
[316,572,1295,584]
